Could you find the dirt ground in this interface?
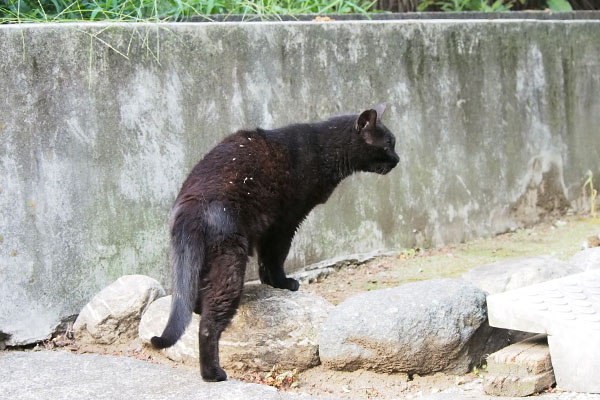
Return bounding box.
[300,216,600,306]
[25,216,600,399]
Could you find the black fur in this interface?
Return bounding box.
[151,105,399,381]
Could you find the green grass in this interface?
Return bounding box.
[376,216,600,286]
[0,0,579,23]
[0,0,378,23]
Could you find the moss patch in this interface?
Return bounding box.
[301,216,600,305]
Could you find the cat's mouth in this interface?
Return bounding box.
[376,155,399,175]
[380,166,394,175]
[373,163,396,175]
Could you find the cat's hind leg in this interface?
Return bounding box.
[198,234,247,382]
[258,228,299,291]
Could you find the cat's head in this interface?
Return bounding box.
[354,103,399,175]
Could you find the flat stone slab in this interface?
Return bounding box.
[484,334,555,397]
[487,270,600,393]
[463,256,581,295]
[0,350,324,400]
[421,392,600,400]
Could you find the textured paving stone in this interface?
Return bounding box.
[487,271,600,393]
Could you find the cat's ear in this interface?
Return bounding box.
[356,109,378,144]
[373,103,386,121]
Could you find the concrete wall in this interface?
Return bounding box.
[1,19,599,345]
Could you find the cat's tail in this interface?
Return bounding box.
[151,206,204,349]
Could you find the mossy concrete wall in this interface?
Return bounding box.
[1,20,599,345]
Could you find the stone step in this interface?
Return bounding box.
[484,372,555,398]
[484,334,555,397]
[486,334,553,376]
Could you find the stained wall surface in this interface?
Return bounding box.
[1,20,599,345]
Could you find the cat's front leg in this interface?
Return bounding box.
[258,229,299,291]
[259,261,299,291]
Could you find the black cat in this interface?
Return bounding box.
[151,104,399,381]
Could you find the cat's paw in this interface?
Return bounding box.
[285,277,300,291]
[201,365,227,382]
[268,276,299,291]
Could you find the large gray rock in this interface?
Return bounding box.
[570,247,600,271]
[319,279,502,375]
[463,256,580,295]
[74,275,165,344]
[139,284,333,372]
[139,295,201,363]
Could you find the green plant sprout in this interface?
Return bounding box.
[583,170,597,219]
[472,363,487,377]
